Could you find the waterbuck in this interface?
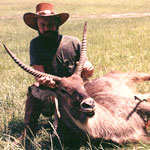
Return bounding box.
[3,22,150,147]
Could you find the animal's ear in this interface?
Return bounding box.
[29,85,57,100]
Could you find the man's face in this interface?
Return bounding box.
[37,17,58,38]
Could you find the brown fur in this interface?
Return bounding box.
[56,72,150,144]
[20,72,150,146]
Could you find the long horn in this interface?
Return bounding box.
[74,21,87,75]
[3,44,61,82]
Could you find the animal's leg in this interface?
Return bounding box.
[106,72,150,82]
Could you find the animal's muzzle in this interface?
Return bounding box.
[80,98,95,116]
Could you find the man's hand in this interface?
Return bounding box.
[82,60,94,79]
[37,76,56,88]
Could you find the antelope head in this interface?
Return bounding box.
[3,21,95,129]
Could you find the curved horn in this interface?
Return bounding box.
[74,21,87,75]
[3,44,61,82]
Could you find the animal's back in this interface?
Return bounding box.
[85,71,150,100]
[84,72,150,143]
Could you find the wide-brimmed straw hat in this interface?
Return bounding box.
[23,3,69,30]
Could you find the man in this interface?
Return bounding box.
[22,2,94,137]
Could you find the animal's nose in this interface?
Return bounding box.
[80,98,95,112]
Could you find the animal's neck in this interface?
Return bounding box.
[68,102,144,144]
[61,102,103,138]
[60,105,85,134]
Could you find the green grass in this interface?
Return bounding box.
[1,0,150,149]
[1,0,150,16]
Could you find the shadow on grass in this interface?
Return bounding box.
[8,117,24,137]
[5,117,122,150]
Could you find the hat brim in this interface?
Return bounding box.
[23,12,69,30]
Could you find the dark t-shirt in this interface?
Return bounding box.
[30,35,81,77]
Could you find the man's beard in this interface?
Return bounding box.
[38,30,59,41]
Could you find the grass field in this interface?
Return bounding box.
[1,0,150,149]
